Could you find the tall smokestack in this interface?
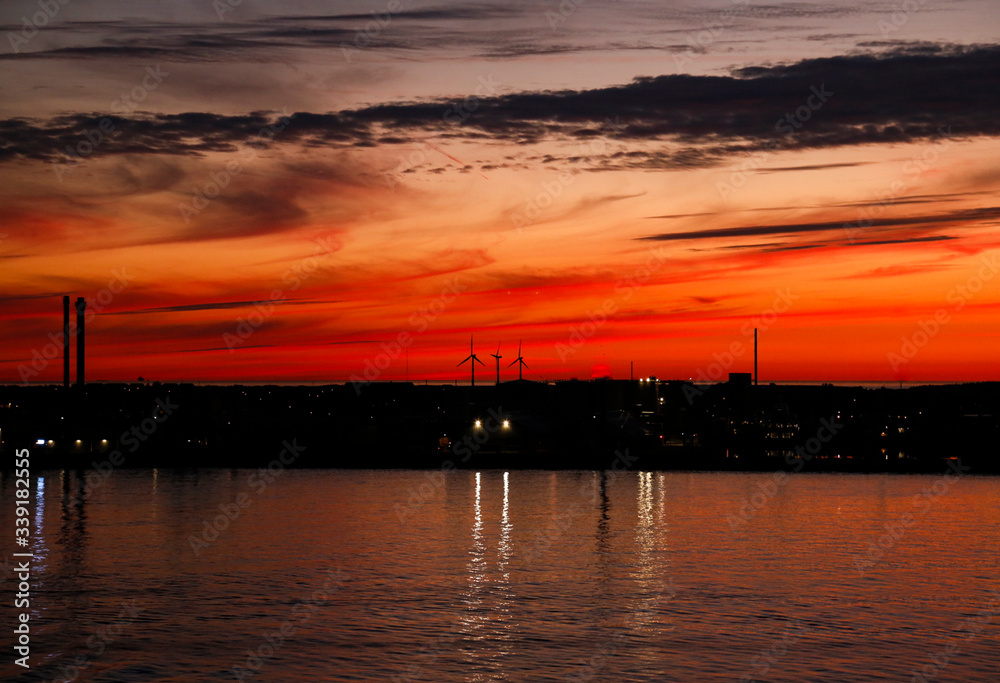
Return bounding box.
[63,296,70,387]
[754,327,758,387]
[75,297,86,386]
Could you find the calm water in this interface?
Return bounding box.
[1,468,998,682]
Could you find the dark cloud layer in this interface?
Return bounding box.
[638,207,1000,243]
[1,44,997,167]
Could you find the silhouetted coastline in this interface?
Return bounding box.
[0,379,997,473]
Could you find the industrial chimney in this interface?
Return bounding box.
[63,296,70,387]
[75,296,86,386]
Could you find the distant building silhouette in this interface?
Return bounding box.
[63,296,71,388]
[75,297,86,386]
[729,372,752,387]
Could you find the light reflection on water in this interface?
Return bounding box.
[0,468,997,682]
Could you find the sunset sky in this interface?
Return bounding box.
[1,0,998,384]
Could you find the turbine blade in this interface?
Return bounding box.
[458,355,472,366]
[475,357,485,366]
[521,360,529,368]
[507,358,518,367]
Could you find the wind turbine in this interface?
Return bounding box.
[490,343,503,385]
[458,335,485,387]
[508,339,528,380]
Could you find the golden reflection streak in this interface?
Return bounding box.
[628,472,670,640]
[499,471,511,577]
[493,471,514,663]
[151,468,159,521]
[471,471,485,578]
[31,476,47,623]
[658,473,665,522]
[461,472,518,677]
[34,476,46,565]
[460,471,489,679]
